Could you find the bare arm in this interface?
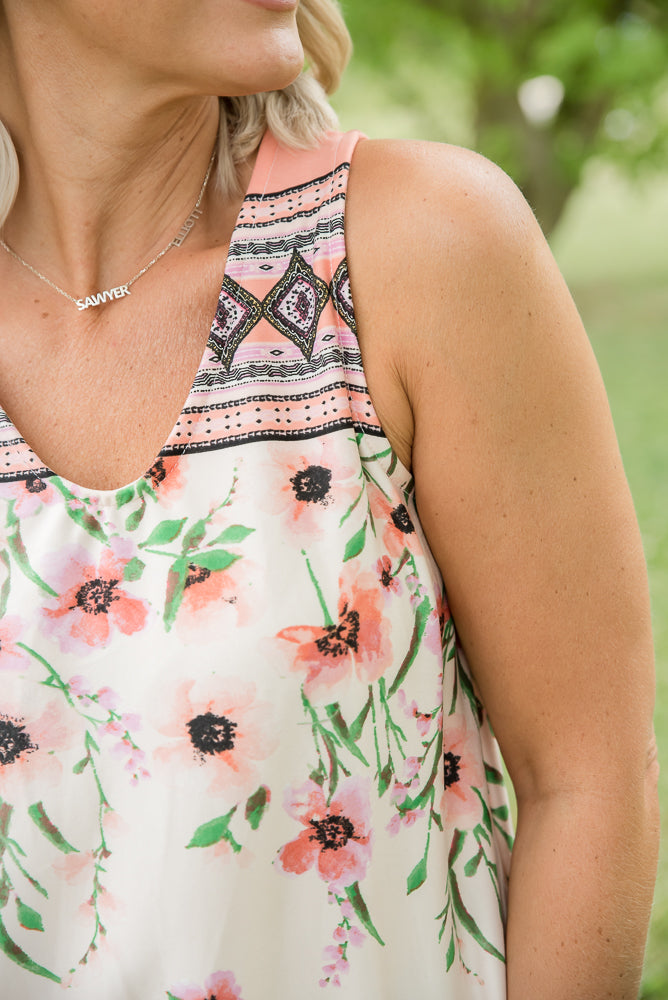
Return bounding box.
[346,139,660,998]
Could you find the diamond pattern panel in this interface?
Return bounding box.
[330,257,356,335]
[207,275,262,370]
[261,251,330,360]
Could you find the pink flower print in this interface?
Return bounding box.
[5,473,57,517]
[144,456,186,504]
[368,487,418,558]
[423,591,452,658]
[42,546,149,653]
[168,970,244,1000]
[386,813,401,837]
[52,849,97,887]
[68,674,91,699]
[375,556,401,595]
[390,765,420,807]
[0,680,80,802]
[260,438,359,536]
[0,616,27,672]
[387,808,425,837]
[277,568,392,705]
[175,556,256,642]
[153,677,276,797]
[397,688,435,737]
[319,974,342,988]
[110,735,149,785]
[348,926,365,947]
[277,778,372,891]
[439,719,485,828]
[404,755,421,780]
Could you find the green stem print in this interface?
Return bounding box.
[290,541,511,982]
[5,510,57,598]
[0,798,60,983]
[6,644,149,976]
[437,827,506,976]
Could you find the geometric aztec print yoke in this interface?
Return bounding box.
[209,252,354,369]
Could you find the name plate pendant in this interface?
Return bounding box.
[76,285,131,311]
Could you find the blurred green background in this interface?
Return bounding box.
[332,1,668,994]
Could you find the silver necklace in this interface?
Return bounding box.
[0,145,217,311]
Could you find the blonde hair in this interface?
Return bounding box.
[0,0,351,227]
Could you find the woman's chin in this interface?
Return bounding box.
[221,43,305,98]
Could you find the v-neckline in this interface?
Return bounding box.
[0,129,279,504]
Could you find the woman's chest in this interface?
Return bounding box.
[0,272,220,491]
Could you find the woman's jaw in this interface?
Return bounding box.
[0,0,304,304]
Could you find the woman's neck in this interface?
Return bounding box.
[0,9,222,297]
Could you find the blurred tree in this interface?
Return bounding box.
[339,0,668,234]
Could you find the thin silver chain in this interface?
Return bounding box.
[0,143,217,307]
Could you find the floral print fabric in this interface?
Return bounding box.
[0,130,512,998]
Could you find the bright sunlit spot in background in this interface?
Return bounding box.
[517,75,565,127]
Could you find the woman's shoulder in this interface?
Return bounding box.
[344,136,562,470]
[346,136,545,285]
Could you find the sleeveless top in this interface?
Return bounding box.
[0,130,513,999]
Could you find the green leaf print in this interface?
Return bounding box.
[0,807,49,902]
[27,803,79,855]
[386,595,431,698]
[182,518,208,552]
[473,787,493,835]
[457,656,482,722]
[0,549,10,618]
[245,786,270,831]
[163,558,189,631]
[464,848,484,878]
[485,763,505,786]
[406,834,430,895]
[345,882,385,947]
[188,550,240,573]
[445,931,456,971]
[125,500,147,532]
[15,899,44,933]
[449,870,505,963]
[492,804,510,822]
[343,522,367,563]
[6,524,57,597]
[448,828,467,868]
[209,524,255,545]
[325,705,369,766]
[348,688,373,743]
[140,518,187,548]
[0,913,60,983]
[115,485,135,509]
[493,821,515,853]
[359,444,393,465]
[49,478,108,543]
[123,556,146,582]
[378,760,393,798]
[321,730,343,795]
[186,808,242,853]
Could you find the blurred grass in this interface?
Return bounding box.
[335,79,668,992]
